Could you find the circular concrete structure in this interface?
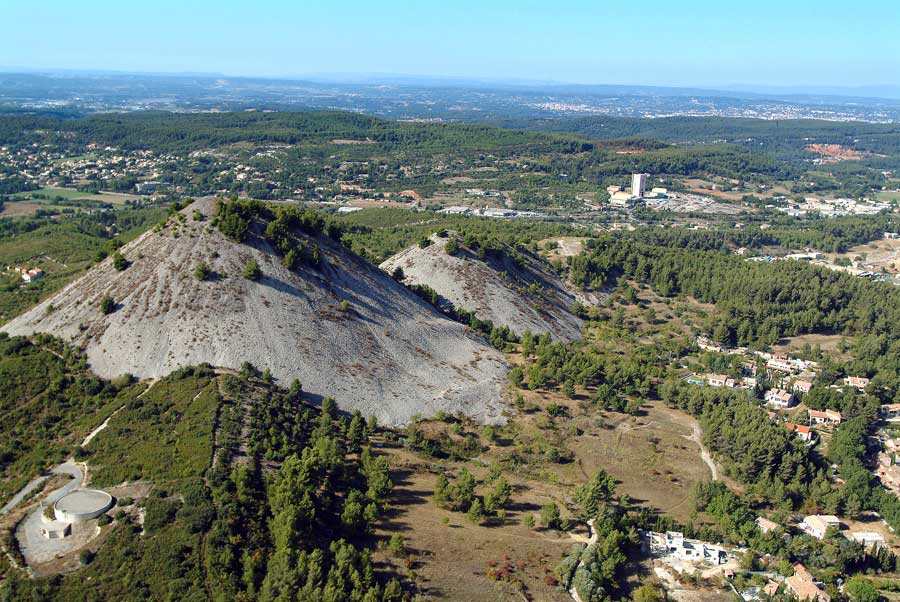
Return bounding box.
[54,489,113,523]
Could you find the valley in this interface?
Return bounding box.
[2,108,900,602]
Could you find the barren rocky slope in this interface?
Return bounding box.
[2,199,508,425]
[380,234,583,342]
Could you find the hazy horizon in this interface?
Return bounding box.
[3,0,897,93]
[3,67,900,101]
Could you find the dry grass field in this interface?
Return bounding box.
[371,391,718,600]
[773,333,849,359]
[372,448,575,602]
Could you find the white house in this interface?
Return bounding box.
[800,515,841,539]
[786,422,814,443]
[793,380,814,394]
[808,409,842,426]
[765,388,795,408]
[882,404,900,420]
[707,374,735,388]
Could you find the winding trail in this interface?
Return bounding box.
[682,422,718,481]
[568,519,597,602]
[81,406,124,448]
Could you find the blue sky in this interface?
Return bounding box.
[2,0,898,88]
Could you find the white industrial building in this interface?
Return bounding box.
[631,173,648,199]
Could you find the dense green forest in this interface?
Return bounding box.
[0,111,591,155]
[333,206,579,262]
[564,236,900,394]
[496,115,900,158]
[625,213,899,253]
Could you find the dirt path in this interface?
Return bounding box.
[647,405,718,482]
[136,378,158,398]
[80,406,124,448]
[568,519,597,602]
[682,422,718,481]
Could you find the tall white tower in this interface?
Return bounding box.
[631,173,648,198]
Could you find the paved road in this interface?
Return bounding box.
[1,461,83,515]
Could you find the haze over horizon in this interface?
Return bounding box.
[3,0,898,95]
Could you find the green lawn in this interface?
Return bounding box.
[876,190,900,204]
[10,186,140,205]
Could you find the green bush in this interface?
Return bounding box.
[112,251,129,271]
[194,262,211,281]
[540,502,561,529]
[243,259,261,280]
[99,295,116,315]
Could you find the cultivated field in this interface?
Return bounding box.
[11,187,141,205]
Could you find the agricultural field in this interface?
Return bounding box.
[4,187,142,217]
[876,190,900,204]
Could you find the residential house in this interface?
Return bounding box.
[881,404,900,420]
[786,423,814,443]
[786,564,830,602]
[21,268,43,282]
[793,380,814,394]
[844,376,870,391]
[765,388,795,409]
[763,581,780,598]
[808,409,842,426]
[767,358,795,373]
[696,337,725,353]
[707,374,735,388]
[877,464,900,491]
[800,515,841,539]
[741,377,758,389]
[755,516,780,534]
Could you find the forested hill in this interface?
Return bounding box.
[0,110,593,154]
[492,115,900,157]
